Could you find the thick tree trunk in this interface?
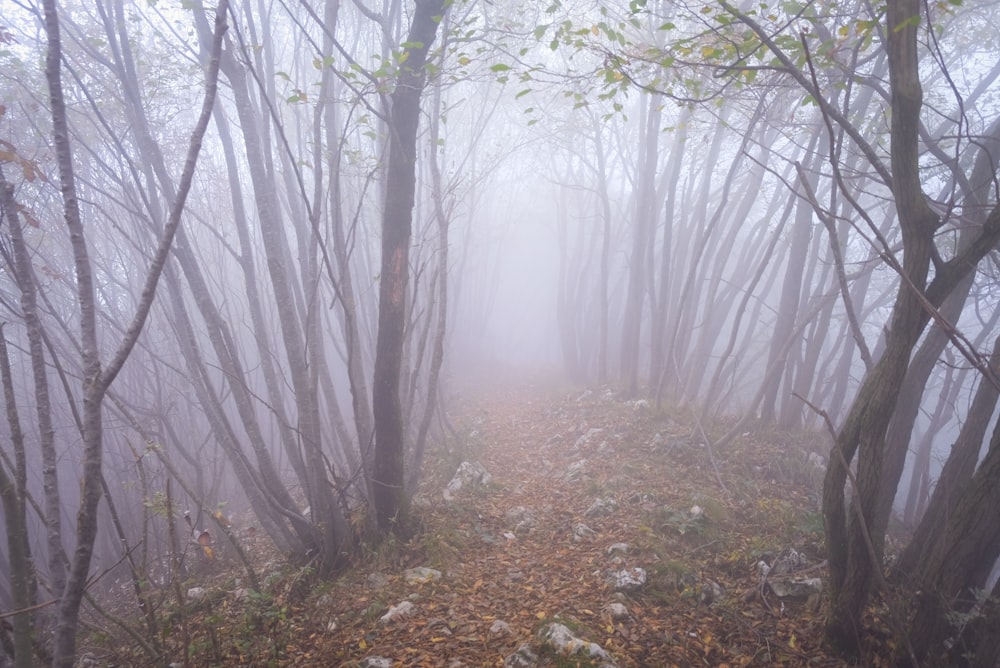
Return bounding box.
[894,333,1000,581]
[372,0,445,533]
[906,420,1000,662]
[823,0,1000,654]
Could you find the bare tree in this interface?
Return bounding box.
[37,0,229,663]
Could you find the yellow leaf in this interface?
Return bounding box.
[789,634,797,649]
[431,637,446,642]
[536,611,546,619]
[359,639,367,650]
[580,609,594,615]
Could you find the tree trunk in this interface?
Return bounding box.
[906,417,1000,663]
[823,0,1000,654]
[44,1,228,662]
[372,0,445,533]
[0,326,34,668]
[620,93,661,396]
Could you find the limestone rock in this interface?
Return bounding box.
[584,497,617,518]
[537,622,617,666]
[490,619,513,635]
[504,643,539,667]
[609,567,647,592]
[444,461,492,500]
[604,602,630,620]
[363,658,393,668]
[380,601,415,624]
[573,522,597,542]
[404,567,442,584]
[769,577,823,598]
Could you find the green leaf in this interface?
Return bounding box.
[401,41,425,49]
[490,63,511,72]
[516,88,532,99]
[534,23,550,40]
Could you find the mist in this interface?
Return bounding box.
[2,0,1000,664]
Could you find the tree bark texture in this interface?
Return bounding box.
[372,0,446,533]
[822,0,1000,655]
[43,1,229,663]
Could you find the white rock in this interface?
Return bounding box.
[699,579,726,605]
[404,567,442,584]
[506,506,537,533]
[573,523,596,542]
[769,577,823,598]
[604,602,629,620]
[504,643,539,668]
[326,619,338,633]
[380,600,415,623]
[771,548,805,576]
[610,567,646,592]
[186,587,207,601]
[574,428,604,449]
[607,543,630,556]
[563,459,588,482]
[444,461,492,500]
[367,572,390,589]
[584,497,617,518]
[538,623,616,664]
[490,619,513,635]
[364,658,393,668]
[627,399,650,412]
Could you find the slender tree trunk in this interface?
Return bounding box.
[620,93,661,396]
[44,2,228,662]
[372,0,445,533]
[0,326,34,668]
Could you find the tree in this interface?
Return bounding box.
[372,0,447,533]
[820,0,1000,653]
[36,0,229,663]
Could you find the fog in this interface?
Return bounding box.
[2,0,1000,662]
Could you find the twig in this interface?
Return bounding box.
[690,410,731,499]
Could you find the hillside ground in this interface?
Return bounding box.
[86,379,898,667]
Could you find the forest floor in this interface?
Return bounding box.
[90,377,897,667]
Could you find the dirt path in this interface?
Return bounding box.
[294,382,849,667]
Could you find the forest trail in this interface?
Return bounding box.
[146,380,863,667]
[293,380,855,667]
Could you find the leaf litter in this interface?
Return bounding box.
[93,380,887,666]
